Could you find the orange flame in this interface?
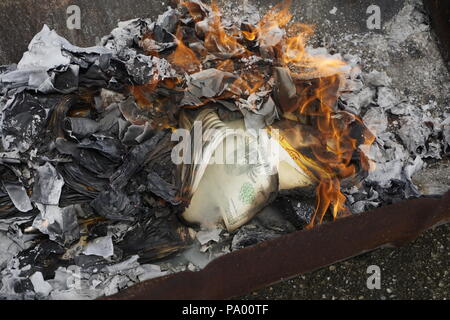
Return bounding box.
[180,1,209,23]
[133,0,375,227]
[258,1,374,226]
[242,0,293,43]
[216,59,234,72]
[203,1,248,57]
[168,27,201,73]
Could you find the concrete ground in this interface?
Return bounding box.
[241,223,449,300]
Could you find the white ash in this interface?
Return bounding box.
[31,162,64,205]
[32,204,80,247]
[83,236,114,259]
[330,0,450,110]
[173,236,234,272]
[334,2,449,211]
[218,0,262,27]
[2,181,33,213]
[101,19,153,54]
[0,232,22,270]
[196,228,222,246]
[0,255,169,300]
[30,272,53,298]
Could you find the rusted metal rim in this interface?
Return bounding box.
[103,191,450,300]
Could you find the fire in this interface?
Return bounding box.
[140,33,161,57]
[231,72,266,97]
[132,0,375,227]
[128,79,180,130]
[168,26,201,73]
[242,0,292,44]
[181,0,210,22]
[129,81,159,107]
[295,74,374,226]
[216,59,234,72]
[237,1,365,225]
[202,1,248,57]
[250,2,374,226]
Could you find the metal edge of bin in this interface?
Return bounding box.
[103,191,450,300]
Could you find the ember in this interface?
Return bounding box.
[0,0,448,300]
